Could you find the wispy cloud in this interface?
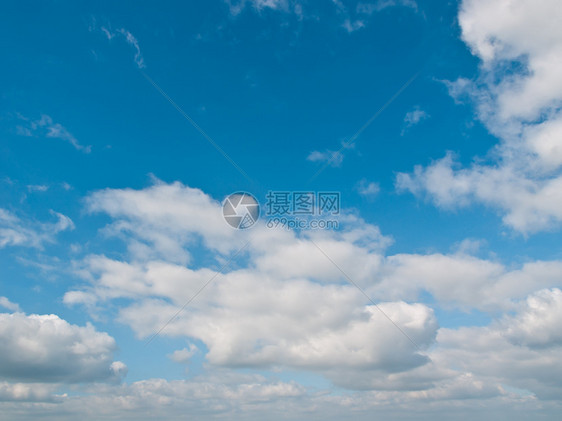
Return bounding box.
[223,0,418,31]
[16,114,91,153]
[307,149,345,167]
[357,0,418,15]
[340,0,419,33]
[0,297,20,312]
[115,28,145,69]
[0,208,74,249]
[225,0,291,16]
[95,24,146,69]
[401,106,429,135]
[356,179,380,198]
[342,18,365,33]
[333,0,365,33]
[27,185,49,193]
[307,140,355,168]
[100,27,115,40]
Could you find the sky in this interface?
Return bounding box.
[1,0,562,419]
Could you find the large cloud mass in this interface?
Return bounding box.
[397,0,562,233]
[0,312,126,383]
[58,181,562,402]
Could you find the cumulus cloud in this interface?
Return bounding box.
[85,181,240,263]
[435,289,562,400]
[72,182,562,312]
[0,312,126,384]
[397,0,562,233]
[502,288,562,348]
[374,252,562,311]
[65,182,439,387]
[62,181,562,400]
[15,114,91,152]
[119,294,435,377]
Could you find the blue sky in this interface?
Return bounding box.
[1,0,562,419]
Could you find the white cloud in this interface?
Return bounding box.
[224,0,417,32]
[0,208,74,249]
[452,237,485,255]
[0,372,315,418]
[0,312,126,383]
[224,0,306,16]
[307,149,345,166]
[397,0,562,233]
[0,370,559,419]
[85,181,240,263]
[27,184,49,193]
[459,0,562,121]
[16,114,91,152]
[5,179,545,416]
[119,295,435,375]
[340,0,419,32]
[342,18,365,33]
[77,182,562,314]
[307,141,355,168]
[502,288,562,348]
[375,253,562,312]
[95,24,146,69]
[116,29,145,69]
[401,106,429,134]
[0,297,20,312]
[68,257,434,380]
[357,0,418,15]
[168,344,198,364]
[396,148,562,232]
[67,182,439,385]
[60,181,562,402]
[356,179,380,198]
[0,296,556,413]
[0,382,63,403]
[101,27,115,40]
[435,289,562,400]
[225,0,292,16]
